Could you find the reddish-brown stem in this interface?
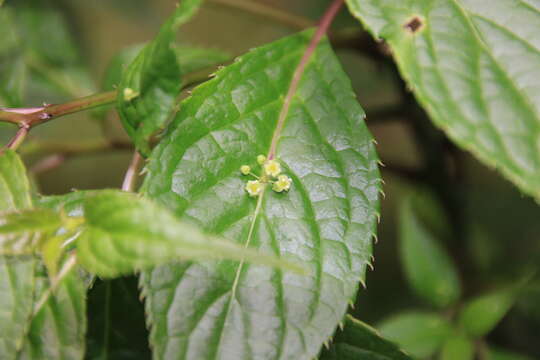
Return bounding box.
[5,126,29,151]
[267,0,344,159]
[122,151,143,192]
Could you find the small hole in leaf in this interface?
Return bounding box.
[403,16,424,34]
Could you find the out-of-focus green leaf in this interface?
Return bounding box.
[76,190,302,278]
[0,208,62,255]
[378,311,452,358]
[399,191,461,308]
[488,346,533,360]
[141,30,380,359]
[0,150,35,359]
[16,264,87,360]
[117,0,203,155]
[459,288,516,337]
[440,334,474,360]
[173,44,230,79]
[0,1,94,106]
[346,0,540,200]
[320,315,412,360]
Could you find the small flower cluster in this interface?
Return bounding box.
[240,155,292,197]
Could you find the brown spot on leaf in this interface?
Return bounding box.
[403,16,424,34]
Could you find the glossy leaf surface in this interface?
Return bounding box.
[320,316,412,360]
[116,0,203,155]
[346,0,540,200]
[141,31,380,359]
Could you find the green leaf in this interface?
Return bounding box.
[0,150,35,359]
[320,315,413,360]
[141,30,381,359]
[0,1,94,106]
[378,311,452,358]
[459,288,516,337]
[440,334,474,360]
[173,44,231,79]
[76,190,302,278]
[346,0,540,200]
[16,265,87,360]
[117,0,203,155]
[399,191,461,308]
[0,208,62,255]
[487,346,533,360]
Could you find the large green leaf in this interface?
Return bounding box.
[76,190,300,278]
[141,30,381,359]
[0,150,36,359]
[116,0,203,155]
[378,311,452,358]
[399,191,461,308]
[346,0,540,200]
[320,316,412,360]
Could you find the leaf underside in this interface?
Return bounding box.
[140,31,381,359]
[346,0,540,200]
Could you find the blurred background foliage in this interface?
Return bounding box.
[1,0,539,358]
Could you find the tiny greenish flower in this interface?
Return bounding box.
[272,174,292,193]
[257,154,266,165]
[245,180,263,197]
[240,165,251,175]
[123,87,139,101]
[264,159,281,177]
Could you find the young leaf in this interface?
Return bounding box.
[346,0,540,200]
[76,190,302,278]
[320,315,412,360]
[440,334,474,360]
[0,208,62,254]
[459,288,516,337]
[399,191,461,308]
[116,0,203,155]
[140,30,381,359]
[0,150,36,359]
[378,311,452,359]
[16,265,87,360]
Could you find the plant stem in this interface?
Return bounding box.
[268,0,344,159]
[6,126,29,151]
[208,0,315,30]
[122,151,143,192]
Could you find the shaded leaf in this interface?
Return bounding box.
[378,311,452,358]
[488,346,533,360]
[459,288,516,337]
[440,334,474,360]
[16,264,87,360]
[116,0,203,155]
[0,150,35,359]
[0,1,94,106]
[346,0,540,200]
[141,30,380,359]
[399,191,461,308]
[76,190,302,278]
[320,315,412,360]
